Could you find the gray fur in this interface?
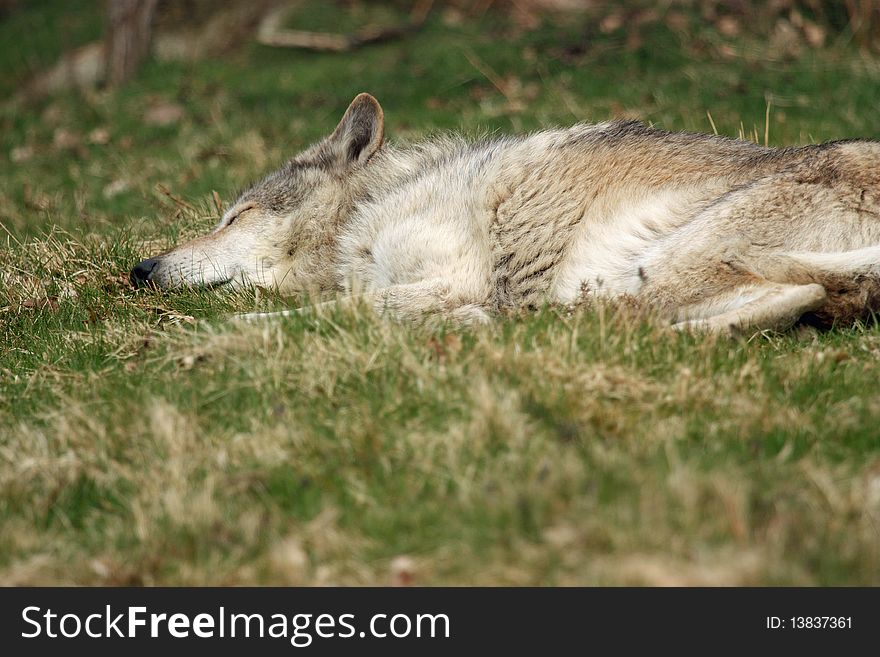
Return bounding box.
[131,93,880,333]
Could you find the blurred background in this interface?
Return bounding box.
[3,0,880,238]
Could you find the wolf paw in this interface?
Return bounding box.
[449,304,492,325]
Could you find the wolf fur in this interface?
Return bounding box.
[130,93,880,332]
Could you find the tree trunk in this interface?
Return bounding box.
[104,0,159,86]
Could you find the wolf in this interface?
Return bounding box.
[131,93,880,332]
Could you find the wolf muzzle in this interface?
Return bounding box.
[130,257,160,287]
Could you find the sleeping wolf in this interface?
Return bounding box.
[131,93,880,332]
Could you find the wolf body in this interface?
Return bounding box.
[131,93,880,332]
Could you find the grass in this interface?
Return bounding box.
[1,1,880,585]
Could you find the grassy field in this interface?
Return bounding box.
[2,2,880,585]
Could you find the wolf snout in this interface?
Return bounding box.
[130,257,160,287]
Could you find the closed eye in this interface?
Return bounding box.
[219,204,254,229]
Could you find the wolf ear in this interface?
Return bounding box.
[322,93,385,168]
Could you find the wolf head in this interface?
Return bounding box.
[130,93,385,293]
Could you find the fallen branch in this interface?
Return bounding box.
[256,0,434,52]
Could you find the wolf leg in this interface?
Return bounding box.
[639,167,880,330]
[235,279,490,325]
[656,245,880,332]
[770,246,880,278]
[672,281,827,334]
[746,245,880,326]
[234,294,369,322]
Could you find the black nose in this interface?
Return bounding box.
[130,258,159,287]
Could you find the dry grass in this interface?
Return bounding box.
[2,2,880,585]
[2,232,880,585]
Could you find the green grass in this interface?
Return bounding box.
[0,0,103,100]
[1,2,880,585]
